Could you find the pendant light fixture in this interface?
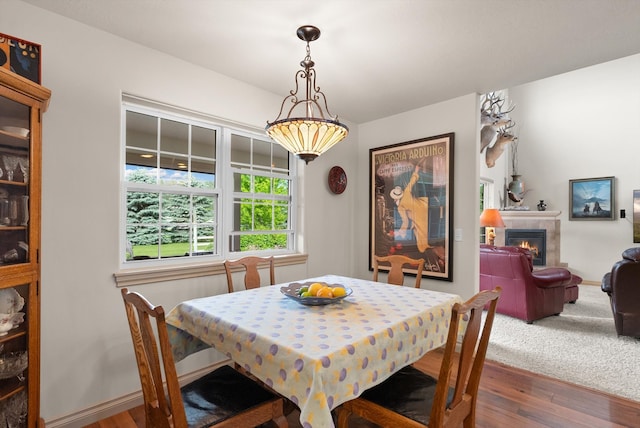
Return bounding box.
[266,25,349,164]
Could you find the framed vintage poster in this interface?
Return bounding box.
[370,133,454,282]
[0,33,41,84]
[569,176,615,220]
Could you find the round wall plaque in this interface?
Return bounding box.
[328,166,347,194]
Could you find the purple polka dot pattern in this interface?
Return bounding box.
[165,275,461,428]
[339,368,347,381]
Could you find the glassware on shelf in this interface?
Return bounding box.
[4,196,27,227]
[0,197,9,226]
[17,158,28,184]
[0,315,13,336]
[2,156,19,182]
[2,249,18,263]
[2,388,27,427]
[0,351,28,379]
[8,196,18,226]
[18,196,27,226]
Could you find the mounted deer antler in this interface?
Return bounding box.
[485,120,517,168]
[480,93,514,125]
[480,92,516,169]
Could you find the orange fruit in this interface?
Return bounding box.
[316,286,334,298]
[332,287,347,298]
[308,282,325,296]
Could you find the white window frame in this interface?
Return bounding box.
[480,177,495,244]
[221,128,297,259]
[119,95,298,271]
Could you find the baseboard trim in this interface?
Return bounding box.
[43,362,226,427]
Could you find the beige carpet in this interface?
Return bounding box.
[485,284,640,402]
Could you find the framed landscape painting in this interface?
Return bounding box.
[369,133,454,282]
[569,176,615,220]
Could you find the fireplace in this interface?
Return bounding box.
[495,211,561,267]
[505,229,546,266]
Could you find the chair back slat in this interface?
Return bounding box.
[373,254,425,288]
[224,256,275,293]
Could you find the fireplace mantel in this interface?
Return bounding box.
[494,210,562,267]
[499,210,561,220]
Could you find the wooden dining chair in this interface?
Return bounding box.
[336,287,502,428]
[120,288,288,428]
[373,254,425,288]
[224,255,275,293]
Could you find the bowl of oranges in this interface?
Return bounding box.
[280,281,353,306]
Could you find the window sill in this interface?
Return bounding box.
[114,253,308,287]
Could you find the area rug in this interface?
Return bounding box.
[485,285,640,402]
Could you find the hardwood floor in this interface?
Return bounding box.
[83,350,640,428]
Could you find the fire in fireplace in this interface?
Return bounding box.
[505,229,546,266]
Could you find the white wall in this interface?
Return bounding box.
[508,54,640,282]
[356,94,481,298]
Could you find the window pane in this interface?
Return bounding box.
[126,147,156,169]
[159,154,189,185]
[125,163,157,185]
[194,195,215,223]
[273,143,289,170]
[274,201,288,230]
[274,178,289,195]
[252,139,272,169]
[193,226,214,254]
[230,134,251,164]
[234,233,288,252]
[160,118,188,155]
[254,199,273,230]
[254,175,272,194]
[234,199,252,231]
[192,126,216,158]
[234,172,249,193]
[162,193,190,223]
[127,111,157,150]
[160,225,189,257]
[191,158,215,188]
[127,191,159,222]
[126,225,159,260]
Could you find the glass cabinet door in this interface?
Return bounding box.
[0,279,31,427]
[0,67,48,427]
[0,94,31,267]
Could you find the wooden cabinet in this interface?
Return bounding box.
[0,67,50,427]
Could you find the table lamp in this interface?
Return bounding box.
[480,208,505,246]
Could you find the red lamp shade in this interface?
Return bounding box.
[479,209,505,228]
[480,209,505,246]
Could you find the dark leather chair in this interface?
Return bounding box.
[601,247,640,338]
[480,244,575,323]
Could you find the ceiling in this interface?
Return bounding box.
[22,0,640,124]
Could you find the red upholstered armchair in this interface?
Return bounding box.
[480,244,572,323]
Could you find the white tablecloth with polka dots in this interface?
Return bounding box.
[166,275,461,428]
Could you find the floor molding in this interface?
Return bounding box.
[44,363,223,427]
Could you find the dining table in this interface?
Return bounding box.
[165,274,462,428]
